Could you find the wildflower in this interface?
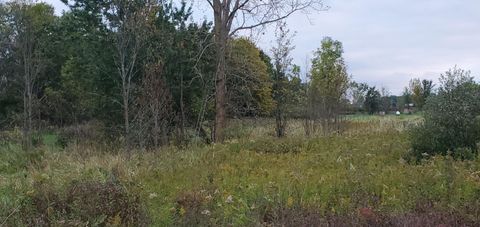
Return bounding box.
[201,209,211,216]
[287,197,294,207]
[179,207,186,216]
[205,195,213,201]
[225,195,233,204]
[149,193,158,199]
[26,190,35,196]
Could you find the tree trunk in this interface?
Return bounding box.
[275,108,286,137]
[213,1,229,143]
[152,105,159,149]
[214,39,227,142]
[122,80,130,151]
[22,41,32,150]
[179,69,186,143]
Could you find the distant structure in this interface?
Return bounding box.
[403,103,415,114]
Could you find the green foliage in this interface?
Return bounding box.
[364,86,381,114]
[0,143,42,174]
[227,38,274,116]
[349,82,369,112]
[306,37,349,135]
[410,67,480,160]
[409,78,434,109]
[308,37,349,114]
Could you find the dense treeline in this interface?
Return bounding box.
[0,0,465,153]
[0,0,312,149]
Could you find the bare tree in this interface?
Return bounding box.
[271,21,294,137]
[132,61,173,150]
[206,0,326,142]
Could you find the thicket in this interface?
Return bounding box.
[410,68,480,161]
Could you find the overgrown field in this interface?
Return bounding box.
[1,116,480,226]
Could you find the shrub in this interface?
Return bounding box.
[173,190,219,226]
[410,68,480,160]
[22,179,148,226]
[57,121,105,148]
[0,129,23,145]
[0,144,43,174]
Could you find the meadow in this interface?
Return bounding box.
[1,115,480,226]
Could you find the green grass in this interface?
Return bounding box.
[345,113,423,122]
[1,117,480,226]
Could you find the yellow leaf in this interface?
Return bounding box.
[287,197,294,207]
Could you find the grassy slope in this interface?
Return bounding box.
[1,116,480,225]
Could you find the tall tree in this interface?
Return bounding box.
[409,78,423,108]
[227,38,274,117]
[307,37,349,135]
[271,21,294,137]
[105,0,152,150]
[42,6,117,126]
[5,1,55,148]
[422,79,434,104]
[380,87,391,113]
[408,78,434,109]
[349,81,369,111]
[206,0,326,142]
[364,86,381,115]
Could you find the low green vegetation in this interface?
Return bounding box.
[1,117,480,226]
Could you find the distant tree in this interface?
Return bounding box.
[287,65,307,117]
[307,37,349,135]
[398,87,412,111]
[380,87,391,113]
[364,86,381,115]
[349,81,369,112]
[408,78,435,109]
[389,95,399,110]
[409,78,424,108]
[422,79,434,102]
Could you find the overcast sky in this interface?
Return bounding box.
[42,0,480,94]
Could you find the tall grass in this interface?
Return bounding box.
[1,115,479,226]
